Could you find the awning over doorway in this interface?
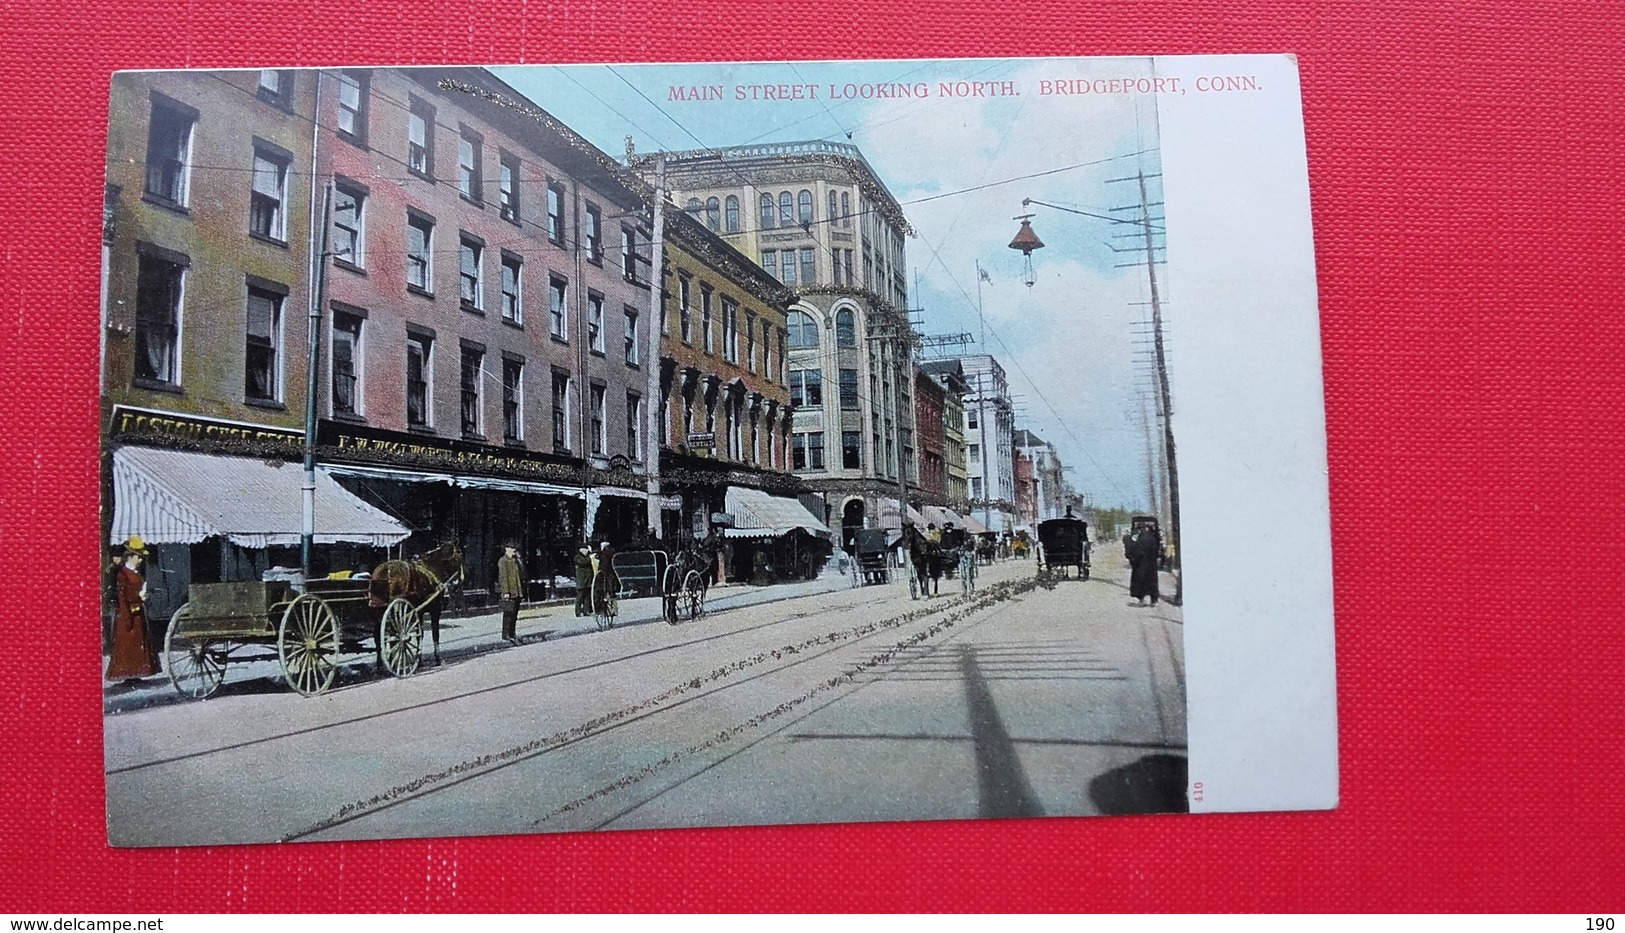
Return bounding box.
[317,462,586,498]
[723,486,831,539]
[110,446,411,549]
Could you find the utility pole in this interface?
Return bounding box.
[300,182,334,582]
[645,155,667,539]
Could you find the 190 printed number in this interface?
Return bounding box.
[1191,781,1203,804]
[1586,919,1614,931]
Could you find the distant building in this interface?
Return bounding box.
[639,141,917,550]
[914,366,947,504]
[918,359,970,511]
[948,354,1016,532]
[1014,428,1068,523]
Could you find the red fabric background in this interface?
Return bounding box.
[2,0,1621,912]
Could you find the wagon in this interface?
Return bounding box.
[854,528,891,585]
[162,549,461,699]
[1036,517,1091,581]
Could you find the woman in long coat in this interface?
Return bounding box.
[107,537,160,680]
[1128,528,1161,607]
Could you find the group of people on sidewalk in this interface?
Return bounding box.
[493,540,620,645]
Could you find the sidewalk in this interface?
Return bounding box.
[102,570,857,713]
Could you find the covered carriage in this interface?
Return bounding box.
[1036,517,1091,581]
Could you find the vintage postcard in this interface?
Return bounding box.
[98,54,1336,845]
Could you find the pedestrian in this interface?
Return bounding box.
[1128,525,1161,607]
[959,540,977,596]
[496,543,524,644]
[592,541,618,616]
[106,535,159,682]
[574,544,594,617]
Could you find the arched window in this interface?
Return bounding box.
[705,197,720,231]
[778,191,794,226]
[798,189,813,225]
[836,309,857,347]
[724,195,740,232]
[787,311,819,349]
[828,190,838,225]
[686,197,702,218]
[840,192,851,227]
[759,193,775,228]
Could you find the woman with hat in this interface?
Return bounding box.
[106,535,160,681]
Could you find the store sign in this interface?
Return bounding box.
[109,405,303,450]
[686,432,715,448]
[659,494,684,510]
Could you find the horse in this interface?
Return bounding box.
[368,542,464,665]
[902,524,943,598]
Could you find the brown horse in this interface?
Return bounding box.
[368,543,464,664]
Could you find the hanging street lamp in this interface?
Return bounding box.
[1008,215,1045,288]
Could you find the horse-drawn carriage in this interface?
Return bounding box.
[604,547,709,627]
[162,544,463,699]
[1036,517,1091,581]
[853,528,891,586]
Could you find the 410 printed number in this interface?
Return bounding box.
[1586,919,1614,931]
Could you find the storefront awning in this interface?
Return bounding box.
[959,513,992,535]
[111,447,411,549]
[723,486,831,539]
[318,462,586,498]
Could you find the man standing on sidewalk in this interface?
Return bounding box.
[497,543,524,645]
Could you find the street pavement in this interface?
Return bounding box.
[103,545,1185,846]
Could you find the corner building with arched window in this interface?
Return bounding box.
[635,141,917,550]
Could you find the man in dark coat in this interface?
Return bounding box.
[573,545,595,617]
[496,544,524,644]
[1128,526,1161,607]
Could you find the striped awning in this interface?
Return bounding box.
[722,486,831,539]
[110,446,411,549]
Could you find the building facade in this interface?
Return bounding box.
[636,141,916,551]
[914,366,947,505]
[919,359,970,512]
[1014,428,1069,524]
[952,354,1016,532]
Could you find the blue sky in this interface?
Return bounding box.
[494,58,1170,511]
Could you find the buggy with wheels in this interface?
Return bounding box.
[658,545,711,623]
[162,543,463,699]
[1036,517,1091,581]
[853,528,891,586]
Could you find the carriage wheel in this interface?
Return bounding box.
[378,598,423,677]
[278,594,341,697]
[662,567,681,625]
[683,570,706,621]
[908,564,919,600]
[163,603,228,700]
[592,570,615,631]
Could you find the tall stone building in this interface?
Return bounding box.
[634,141,916,550]
[951,354,1016,532]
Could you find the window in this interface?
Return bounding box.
[333,184,365,268]
[584,204,602,262]
[244,283,283,402]
[144,97,194,206]
[759,193,775,228]
[799,247,816,285]
[406,332,432,428]
[701,286,714,353]
[547,183,565,245]
[705,197,720,231]
[134,251,183,384]
[502,357,524,442]
[678,275,693,342]
[798,189,813,225]
[587,293,605,353]
[624,308,640,366]
[842,431,862,469]
[828,190,839,226]
[627,392,643,459]
[843,250,854,285]
[332,309,363,417]
[257,70,293,108]
[841,192,852,227]
[686,197,702,219]
[839,368,859,409]
[836,309,857,347]
[460,347,483,436]
[745,314,757,372]
[790,369,822,407]
[762,323,773,379]
[781,250,798,286]
[971,477,983,499]
[407,98,434,177]
[721,298,738,364]
[779,331,788,385]
[621,226,641,283]
[793,432,825,470]
[787,311,818,349]
[336,71,367,143]
[761,250,777,281]
[406,212,433,293]
[724,196,740,232]
[551,371,571,451]
[500,252,522,324]
[498,152,520,223]
[459,235,483,310]
[831,247,843,285]
[727,394,744,460]
[590,384,606,454]
[458,129,482,201]
[778,191,794,226]
[549,276,568,340]
[969,443,981,460]
[250,147,289,241]
[967,409,978,429]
